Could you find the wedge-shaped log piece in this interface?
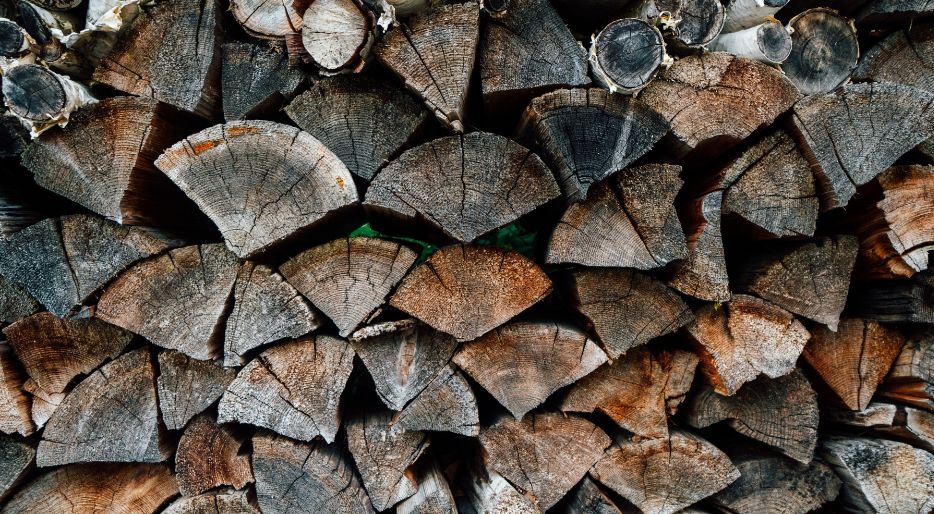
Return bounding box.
[710,453,841,514]
[222,41,305,120]
[23,379,63,430]
[782,9,858,95]
[96,244,239,360]
[281,238,417,337]
[156,121,358,257]
[285,76,429,181]
[688,295,810,395]
[857,0,934,25]
[37,348,168,466]
[822,437,934,514]
[395,365,480,436]
[824,402,934,453]
[375,3,478,131]
[176,414,253,497]
[0,275,39,324]
[0,436,34,502]
[684,371,819,463]
[454,321,606,419]
[156,351,236,431]
[397,459,457,514]
[518,88,669,202]
[253,433,374,513]
[480,413,610,511]
[365,133,560,242]
[1,463,178,514]
[881,330,933,410]
[792,83,934,210]
[347,408,429,511]
[0,346,31,436]
[640,53,796,158]
[457,466,540,514]
[218,335,354,443]
[4,312,133,394]
[560,347,698,438]
[163,489,259,514]
[804,319,904,411]
[349,320,458,411]
[668,192,730,301]
[562,476,623,514]
[225,261,321,366]
[230,0,302,38]
[591,430,740,514]
[853,23,934,93]
[390,245,552,341]
[733,235,858,330]
[569,268,693,359]
[547,164,686,269]
[93,0,221,117]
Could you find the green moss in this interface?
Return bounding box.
[348,223,438,263]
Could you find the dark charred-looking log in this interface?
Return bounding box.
[1,65,78,123]
[668,192,730,301]
[0,274,38,325]
[846,277,934,324]
[221,41,306,121]
[156,351,237,431]
[175,414,253,497]
[562,476,624,514]
[590,18,665,95]
[668,0,725,48]
[0,435,33,502]
[782,9,858,95]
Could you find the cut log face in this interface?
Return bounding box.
[683,370,819,463]
[1,64,69,123]
[175,414,253,497]
[156,351,237,431]
[688,294,811,395]
[479,413,611,510]
[252,433,374,514]
[163,489,259,514]
[301,0,374,72]
[846,278,934,325]
[822,437,934,514]
[723,0,789,32]
[0,435,34,502]
[395,364,480,436]
[0,463,178,514]
[280,237,417,337]
[457,466,540,514]
[23,378,64,430]
[365,132,560,242]
[0,274,39,324]
[670,0,725,48]
[221,41,305,121]
[547,164,685,269]
[824,402,934,453]
[804,319,904,411]
[285,76,429,181]
[518,88,669,202]
[782,9,859,95]
[791,83,934,210]
[710,453,841,514]
[389,245,552,341]
[884,329,933,392]
[454,321,607,419]
[375,2,479,131]
[562,476,623,514]
[560,347,699,438]
[155,121,358,258]
[733,235,858,330]
[0,345,32,436]
[864,166,933,277]
[225,261,321,366]
[591,430,740,514]
[346,408,430,510]
[710,21,792,65]
[230,0,303,38]
[853,23,934,93]
[668,192,730,301]
[36,348,168,467]
[590,18,665,94]
[349,320,459,411]
[96,244,239,360]
[569,268,693,359]
[396,459,457,514]
[217,335,355,443]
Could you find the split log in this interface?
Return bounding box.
[175,414,253,497]
[683,370,819,463]
[791,83,934,210]
[396,459,457,514]
[668,192,730,301]
[723,0,790,32]
[156,351,237,431]
[0,274,38,324]
[457,465,540,514]
[0,463,178,514]
[0,166,62,238]
[348,319,458,411]
[546,164,686,269]
[478,0,589,108]
[453,321,607,419]
[93,0,222,118]
[479,413,610,510]
[394,364,480,436]
[0,345,33,436]
[22,378,63,430]
[279,237,417,337]
[374,2,479,131]
[591,430,740,514]
[852,22,934,93]
[301,0,374,73]
[856,0,934,25]
[252,433,374,514]
[880,330,933,411]
[589,18,665,95]
[284,76,429,181]
[709,20,792,65]
[803,319,904,411]
[389,244,552,341]
[846,277,934,324]
[225,261,321,366]
[568,268,693,359]
[0,435,33,502]
[221,41,305,121]
[1,64,93,134]
[732,235,858,330]
[163,489,259,514]
[155,121,358,258]
[639,52,797,158]
[365,132,559,242]
[687,294,810,395]
[36,348,169,467]
[822,437,934,514]
[781,9,858,95]
[217,335,355,443]
[560,347,699,438]
[346,408,429,510]
[824,402,934,452]
[96,244,239,360]
[562,476,623,514]
[229,0,303,38]
[517,88,669,202]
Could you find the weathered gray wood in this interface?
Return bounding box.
[1,64,71,123]
[782,8,858,95]
[229,0,303,38]
[0,274,38,325]
[590,18,664,95]
[396,459,457,514]
[824,402,934,452]
[710,453,841,514]
[0,435,33,502]
[668,0,725,48]
[395,364,480,436]
[668,192,730,301]
[561,476,623,514]
[175,414,253,497]
[881,330,933,410]
[857,0,934,25]
[221,41,305,121]
[0,345,34,437]
[301,0,374,72]
[162,489,259,514]
[457,465,540,514]
[156,351,236,431]
[723,0,790,32]
[853,22,934,93]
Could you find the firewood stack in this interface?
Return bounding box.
[1,0,934,511]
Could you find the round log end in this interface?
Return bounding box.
[783,8,858,95]
[0,19,26,57]
[1,64,66,121]
[592,18,665,94]
[757,20,792,63]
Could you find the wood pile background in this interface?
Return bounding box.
[0,0,933,512]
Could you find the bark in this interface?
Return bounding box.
[221,41,305,121]
[156,351,236,431]
[162,489,259,514]
[590,18,665,94]
[824,402,934,453]
[723,0,790,32]
[709,20,792,64]
[781,8,858,95]
[175,414,253,497]
[0,345,31,436]
[301,0,374,73]
[0,65,91,131]
[668,192,730,301]
[229,0,303,38]
[394,364,480,436]
[396,459,457,514]
[0,435,33,502]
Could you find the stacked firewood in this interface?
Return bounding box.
[0,0,933,511]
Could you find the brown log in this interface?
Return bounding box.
[856,0,934,25]
[453,321,607,419]
[229,0,303,38]
[456,465,540,514]
[590,18,665,95]
[668,192,730,302]
[175,414,253,497]
[781,9,858,95]
[396,459,457,514]
[162,489,259,514]
[880,329,933,411]
[21,378,62,430]
[853,22,934,93]
[479,412,610,510]
[568,268,693,359]
[221,41,306,121]
[0,435,33,502]
[561,476,624,514]
[156,351,236,431]
[0,345,33,437]
[824,402,934,453]
[394,364,480,436]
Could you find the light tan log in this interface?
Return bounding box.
[156,351,236,431]
[175,414,253,497]
[301,0,374,73]
[396,459,457,514]
[21,379,63,430]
